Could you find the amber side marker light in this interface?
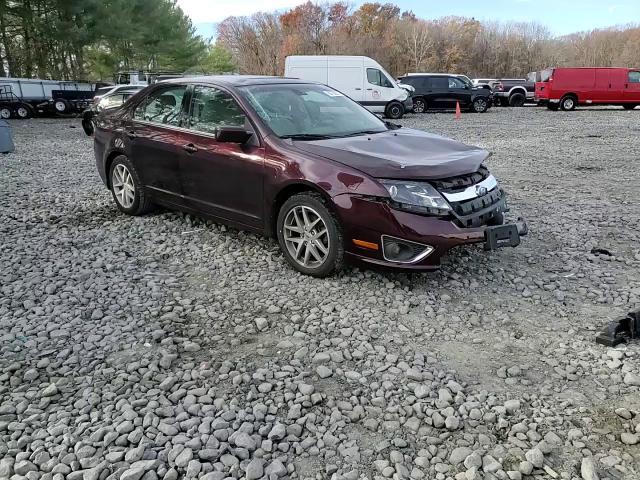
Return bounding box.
[352,239,379,250]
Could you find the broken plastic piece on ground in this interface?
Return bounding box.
[595,309,640,347]
[590,247,612,256]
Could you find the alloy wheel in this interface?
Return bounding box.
[112,164,136,209]
[413,99,425,113]
[474,99,487,112]
[283,205,330,268]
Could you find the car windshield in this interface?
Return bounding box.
[239,84,388,139]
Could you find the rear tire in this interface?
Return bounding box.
[622,104,637,110]
[384,101,404,119]
[412,97,426,114]
[277,192,343,278]
[53,98,70,114]
[15,103,33,119]
[509,93,526,107]
[560,95,576,111]
[0,106,12,119]
[108,155,154,215]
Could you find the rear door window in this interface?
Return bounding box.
[134,85,187,126]
[366,68,394,88]
[187,86,246,134]
[629,71,640,83]
[429,77,448,90]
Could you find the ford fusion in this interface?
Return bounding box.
[93,76,527,277]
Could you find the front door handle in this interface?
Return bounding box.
[183,143,198,154]
[354,88,362,91]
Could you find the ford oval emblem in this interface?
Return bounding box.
[475,185,488,196]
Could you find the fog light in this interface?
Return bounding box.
[381,235,434,264]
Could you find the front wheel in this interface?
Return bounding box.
[0,106,11,119]
[277,193,344,277]
[560,96,576,111]
[385,101,404,119]
[412,97,426,114]
[472,97,488,113]
[108,155,154,215]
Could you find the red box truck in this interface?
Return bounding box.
[534,67,640,111]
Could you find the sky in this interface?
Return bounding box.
[176,0,640,40]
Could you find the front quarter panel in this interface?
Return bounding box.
[94,109,132,187]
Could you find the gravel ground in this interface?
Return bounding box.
[1,108,639,480]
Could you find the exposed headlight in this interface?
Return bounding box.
[380,180,451,215]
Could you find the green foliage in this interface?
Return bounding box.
[0,0,208,80]
[193,43,236,74]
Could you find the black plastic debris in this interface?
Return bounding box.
[590,247,612,256]
[596,309,640,347]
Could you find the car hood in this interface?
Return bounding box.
[291,128,489,180]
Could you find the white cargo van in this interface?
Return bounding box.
[284,55,413,119]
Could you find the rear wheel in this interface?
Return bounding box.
[108,155,154,215]
[384,101,403,119]
[622,104,637,110]
[412,97,426,113]
[15,103,33,119]
[560,95,576,111]
[509,93,526,107]
[0,106,11,119]
[472,97,488,113]
[53,98,70,114]
[277,192,343,277]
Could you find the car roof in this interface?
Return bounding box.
[160,75,314,87]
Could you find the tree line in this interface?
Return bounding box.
[1,1,638,82]
[0,0,233,81]
[218,1,640,78]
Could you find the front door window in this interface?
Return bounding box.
[187,86,247,133]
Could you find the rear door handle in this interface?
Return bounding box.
[183,143,198,154]
[354,88,362,91]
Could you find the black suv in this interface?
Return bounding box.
[398,74,492,113]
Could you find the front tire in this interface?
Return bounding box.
[412,97,426,113]
[472,97,488,113]
[385,101,404,119]
[0,106,12,119]
[277,192,343,277]
[108,155,154,215]
[560,95,576,111]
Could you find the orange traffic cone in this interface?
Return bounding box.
[455,101,461,120]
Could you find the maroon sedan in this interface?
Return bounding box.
[93,76,526,277]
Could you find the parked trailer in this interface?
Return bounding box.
[0,77,101,118]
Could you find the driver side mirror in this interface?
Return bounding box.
[215,126,253,144]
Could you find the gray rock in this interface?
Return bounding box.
[581,457,599,480]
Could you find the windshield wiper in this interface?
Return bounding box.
[280,133,335,140]
[337,129,387,138]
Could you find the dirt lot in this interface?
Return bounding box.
[1,107,639,480]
